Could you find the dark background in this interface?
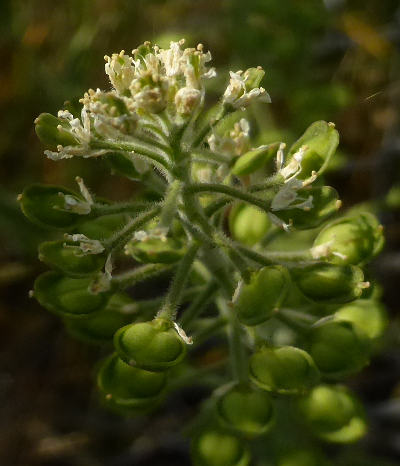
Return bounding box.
[0,1,399,465]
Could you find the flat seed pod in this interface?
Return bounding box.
[236,266,290,326]
[287,121,339,180]
[291,263,366,304]
[231,143,279,176]
[297,385,367,443]
[192,430,251,466]
[19,184,84,229]
[275,186,340,230]
[105,152,146,180]
[35,112,78,149]
[125,237,187,264]
[229,203,270,246]
[114,318,187,371]
[64,293,134,344]
[39,240,106,277]
[308,317,370,378]
[34,271,112,317]
[216,384,274,436]
[313,212,384,266]
[249,346,319,395]
[335,299,388,340]
[77,213,129,240]
[278,449,331,466]
[97,353,167,409]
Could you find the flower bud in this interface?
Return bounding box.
[175,87,202,115]
[335,299,387,340]
[291,263,367,304]
[229,203,270,246]
[286,121,339,180]
[19,184,85,229]
[216,384,274,436]
[97,353,167,411]
[125,237,187,264]
[35,113,78,149]
[274,186,340,230]
[114,318,187,371]
[313,212,384,266]
[34,271,113,317]
[191,430,250,466]
[38,240,106,277]
[308,317,370,377]
[231,143,279,176]
[64,293,133,344]
[236,266,290,326]
[249,346,319,395]
[297,385,367,443]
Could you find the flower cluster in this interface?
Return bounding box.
[23,40,386,466]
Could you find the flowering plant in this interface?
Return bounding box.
[21,40,386,465]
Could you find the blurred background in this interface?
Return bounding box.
[0,0,400,465]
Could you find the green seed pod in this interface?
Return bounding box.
[236,266,290,326]
[277,449,331,466]
[114,318,187,371]
[275,186,341,230]
[297,385,367,443]
[313,212,384,266]
[97,353,167,410]
[105,152,144,180]
[19,184,84,229]
[216,384,274,436]
[335,300,387,340]
[125,237,187,264]
[308,317,370,377]
[231,143,279,176]
[64,293,133,344]
[34,271,113,317]
[287,120,339,180]
[191,430,250,466]
[34,112,78,149]
[77,213,129,240]
[291,263,367,304]
[249,346,319,395]
[38,240,106,277]
[229,203,270,246]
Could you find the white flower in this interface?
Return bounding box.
[64,234,105,255]
[104,51,135,95]
[157,40,185,77]
[271,179,313,211]
[223,69,270,109]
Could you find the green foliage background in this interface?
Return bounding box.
[0,1,399,465]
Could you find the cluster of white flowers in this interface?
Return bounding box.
[104,40,216,115]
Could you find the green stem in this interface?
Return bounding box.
[179,280,219,328]
[91,139,171,170]
[91,200,159,216]
[104,206,161,252]
[112,263,173,289]
[217,297,248,384]
[237,244,313,266]
[158,180,182,230]
[191,316,228,346]
[274,308,311,335]
[185,183,272,213]
[203,197,232,217]
[157,243,200,320]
